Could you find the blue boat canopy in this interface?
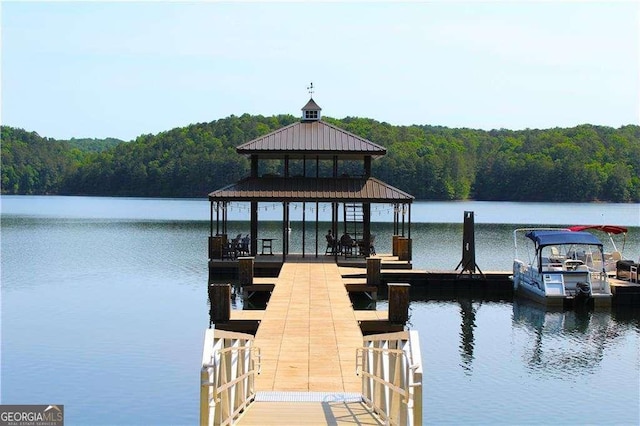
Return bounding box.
[525,230,603,248]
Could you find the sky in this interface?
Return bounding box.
[1,1,639,141]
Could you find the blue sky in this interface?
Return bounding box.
[2,1,638,141]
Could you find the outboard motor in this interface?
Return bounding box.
[575,282,591,301]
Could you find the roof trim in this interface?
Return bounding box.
[208,177,414,203]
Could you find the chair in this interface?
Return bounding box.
[325,235,336,255]
[340,234,354,256]
[224,235,242,260]
[239,235,250,256]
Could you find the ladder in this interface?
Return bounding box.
[343,203,364,242]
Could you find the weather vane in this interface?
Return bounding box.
[307,82,314,97]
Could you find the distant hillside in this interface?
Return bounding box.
[62,137,126,153]
[1,117,639,202]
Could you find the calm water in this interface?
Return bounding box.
[1,196,639,425]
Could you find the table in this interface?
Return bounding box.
[260,238,274,255]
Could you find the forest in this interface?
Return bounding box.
[2,116,639,202]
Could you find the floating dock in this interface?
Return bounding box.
[202,258,422,425]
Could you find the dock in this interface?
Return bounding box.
[201,258,422,425]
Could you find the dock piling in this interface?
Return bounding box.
[367,257,382,287]
[238,257,255,287]
[208,283,231,325]
[388,282,410,325]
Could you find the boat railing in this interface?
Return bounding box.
[356,330,423,426]
[513,227,569,262]
[200,329,261,426]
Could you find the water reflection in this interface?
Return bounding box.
[512,299,623,375]
[458,299,478,373]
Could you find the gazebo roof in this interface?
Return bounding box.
[236,120,386,159]
[208,177,413,203]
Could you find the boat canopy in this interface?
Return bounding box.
[568,225,628,234]
[525,230,603,248]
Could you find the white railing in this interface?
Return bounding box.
[356,330,423,426]
[200,329,261,426]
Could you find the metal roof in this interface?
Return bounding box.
[236,120,387,159]
[208,177,413,203]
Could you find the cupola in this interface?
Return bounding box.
[301,82,321,122]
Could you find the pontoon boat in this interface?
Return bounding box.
[512,228,612,306]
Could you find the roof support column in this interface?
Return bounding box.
[302,202,306,258]
[210,200,214,237]
[408,203,411,240]
[282,201,288,262]
[331,203,340,262]
[251,201,258,257]
[363,202,371,256]
[251,155,258,178]
[315,201,319,258]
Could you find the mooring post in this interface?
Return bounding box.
[388,283,410,325]
[238,257,254,287]
[208,283,231,326]
[367,257,381,287]
[455,211,485,277]
[392,235,400,256]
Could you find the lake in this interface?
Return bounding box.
[1,196,639,425]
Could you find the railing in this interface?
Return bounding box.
[200,329,261,426]
[356,330,423,426]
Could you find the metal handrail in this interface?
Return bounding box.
[200,331,261,426]
[356,339,422,426]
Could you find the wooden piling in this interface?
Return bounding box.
[397,237,412,261]
[208,283,231,324]
[388,283,410,325]
[367,257,382,287]
[392,235,400,256]
[238,257,254,287]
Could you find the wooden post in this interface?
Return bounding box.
[210,235,224,260]
[238,257,254,287]
[367,257,381,287]
[388,283,410,325]
[392,235,400,256]
[397,237,411,261]
[208,283,231,324]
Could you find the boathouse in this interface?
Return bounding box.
[208,94,414,269]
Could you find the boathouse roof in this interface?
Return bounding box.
[236,120,387,159]
[208,177,413,203]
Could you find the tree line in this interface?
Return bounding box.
[1,115,639,202]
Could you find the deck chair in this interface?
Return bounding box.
[325,235,336,255]
[238,235,250,256]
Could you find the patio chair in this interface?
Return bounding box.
[325,234,337,255]
[239,235,250,256]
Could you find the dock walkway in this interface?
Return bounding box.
[252,262,363,392]
[204,259,422,425]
